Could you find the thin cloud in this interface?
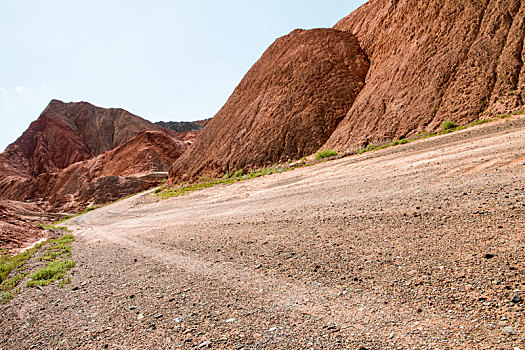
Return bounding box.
[0,88,6,95]
[14,86,24,93]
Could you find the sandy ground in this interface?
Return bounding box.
[1,117,524,349]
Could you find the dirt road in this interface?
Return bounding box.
[1,117,524,349]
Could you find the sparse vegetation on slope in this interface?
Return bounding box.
[356,112,521,155]
[315,149,338,160]
[158,165,297,199]
[26,259,76,287]
[441,121,458,131]
[0,233,76,303]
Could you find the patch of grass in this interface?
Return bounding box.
[0,241,48,301]
[511,110,524,115]
[441,121,457,131]
[58,276,71,288]
[1,287,21,304]
[41,246,71,261]
[1,273,28,292]
[38,224,71,231]
[391,139,409,146]
[233,170,244,178]
[506,90,518,96]
[0,234,76,302]
[0,241,47,284]
[469,118,491,126]
[41,234,74,261]
[27,259,76,287]
[315,149,338,160]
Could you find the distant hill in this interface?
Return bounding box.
[0,100,198,211]
[155,121,204,133]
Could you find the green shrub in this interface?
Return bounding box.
[233,170,244,177]
[27,260,76,287]
[441,121,457,131]
[315,149,338,160]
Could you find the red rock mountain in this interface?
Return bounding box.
[0,100,196,212]
[169,0,525,182]
[325,0,525,150]
[170,28,369,182]
[3,99,175,178]
[33,131,189,211]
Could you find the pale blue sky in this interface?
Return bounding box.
[0,1,366,151]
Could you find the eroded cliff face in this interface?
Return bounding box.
[0,101,198,212]
[169,28,369,182]
[3,100,174,178]
[36,131,189,211]
[325,0,525,150]
[169,1,525,182]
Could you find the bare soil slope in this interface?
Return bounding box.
[325,0,525,150]
[170,28,369,182]
[2,117,523,349]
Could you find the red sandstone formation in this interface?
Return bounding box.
[168,0,525,182]
[324,0,525,150]
[169,28,369,182]
[36,131,189,211]
[3,100,173,178]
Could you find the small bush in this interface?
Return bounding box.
[27,260,76,287]
[470,119,491,126]
[315,149,338,160]
[392,139,409,146]
[233,170,244,177]
[441,121,457,131]
[85,206,96,212]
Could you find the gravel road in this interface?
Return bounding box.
[1,117,524,349]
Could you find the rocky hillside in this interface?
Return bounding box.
[325,0,525,150]
[34,131,189,211]
[170,28,369,182]
[0,101,198,211]
[3,100,173,178]
[155,121,204,133]
[168,0,525,183]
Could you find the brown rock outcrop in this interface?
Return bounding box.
[0,200,52,253]
[155,121,204,133]
[324,0,525,150]
[169,28,369,182]
[0,100,198,203]
[27,131,189,211]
